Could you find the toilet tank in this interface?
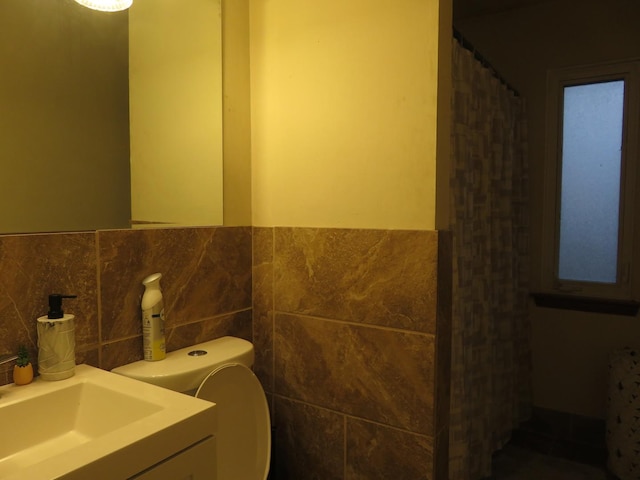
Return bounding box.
[112,336,255,394]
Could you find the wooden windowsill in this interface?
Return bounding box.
[531,293,640,316]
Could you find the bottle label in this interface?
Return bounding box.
[142,302,166,361]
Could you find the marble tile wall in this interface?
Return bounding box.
[252,227,451,480]
[0,224,451,479]
[0,226,252,384]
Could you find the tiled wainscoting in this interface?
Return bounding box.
[0,226,252,383]
[253,227,451,479]
[0,225,451,479]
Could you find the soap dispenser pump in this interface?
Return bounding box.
[37,294,77,381]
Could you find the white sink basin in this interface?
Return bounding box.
[0,364,216,480]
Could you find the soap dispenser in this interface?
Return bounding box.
[37,294,77,381]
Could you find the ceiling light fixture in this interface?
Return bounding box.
[73,0,133,12]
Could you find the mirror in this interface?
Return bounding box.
[0,0,223,234]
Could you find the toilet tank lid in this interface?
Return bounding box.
[111,336,255,393]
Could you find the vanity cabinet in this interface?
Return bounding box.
[130,436,216,479]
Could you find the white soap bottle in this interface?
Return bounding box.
[141,273,166,361]
[37,294,77,381]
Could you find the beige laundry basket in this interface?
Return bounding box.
[607,347,640,479]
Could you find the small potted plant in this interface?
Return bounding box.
[13,345,33,386]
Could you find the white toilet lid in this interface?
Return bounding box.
[196,363,271,480]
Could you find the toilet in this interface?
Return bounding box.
[112,336,271,480]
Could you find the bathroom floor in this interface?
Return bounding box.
[490,444,616,480]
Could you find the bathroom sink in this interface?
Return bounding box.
[0,380,162,475]
[0,364,216,480]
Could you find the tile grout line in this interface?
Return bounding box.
[343,414,348,478]
[95,231,103,368]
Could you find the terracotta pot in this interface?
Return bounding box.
[13,363,34,386]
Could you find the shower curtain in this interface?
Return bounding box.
[448,38,532,480]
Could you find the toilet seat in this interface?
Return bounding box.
[196,363,271,480]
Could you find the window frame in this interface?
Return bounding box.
[542,60,640,301]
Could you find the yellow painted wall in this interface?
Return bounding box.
[129,0,223,226]
[249,0,442,229]
[455,0,640,418]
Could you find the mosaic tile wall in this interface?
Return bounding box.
[253,227,451,480]
[0,226,252,383]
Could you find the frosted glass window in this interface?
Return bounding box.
[558,80,624,283]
